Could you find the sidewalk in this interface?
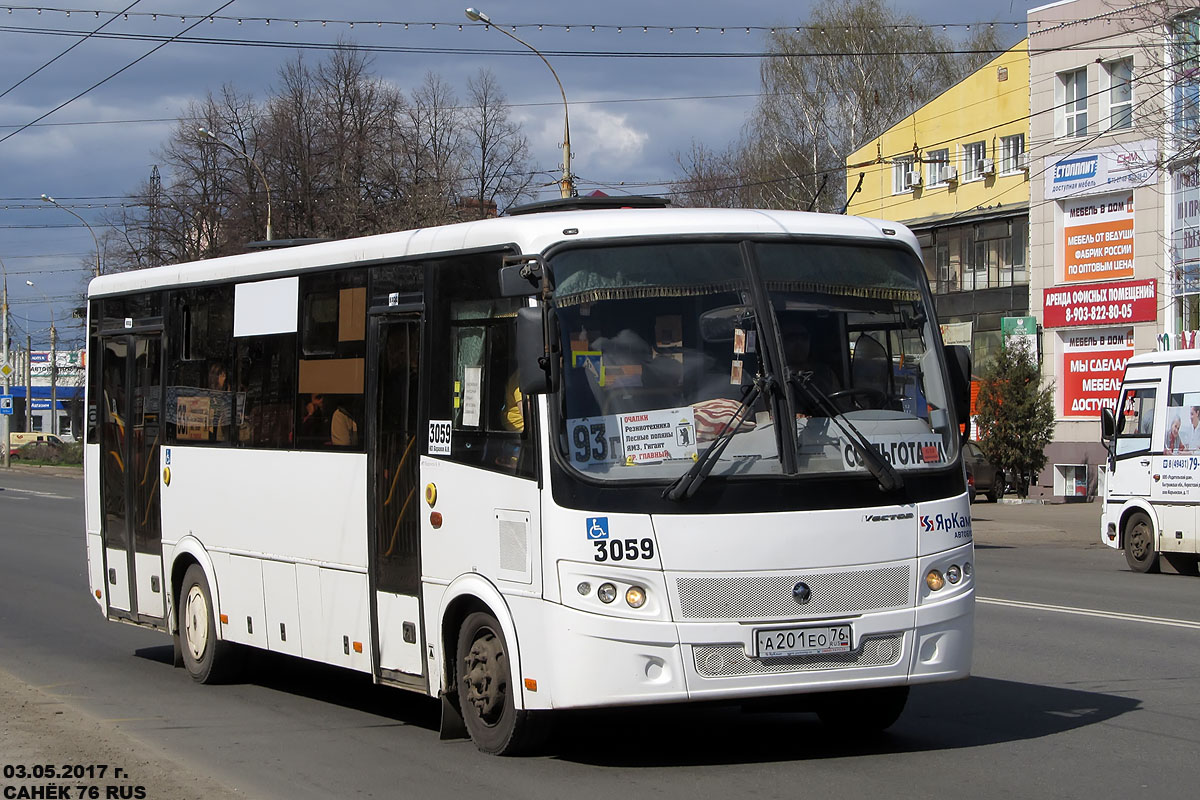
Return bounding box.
[0,666,245,799]
[969,497,1101,548]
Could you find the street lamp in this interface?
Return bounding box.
[41,194,101,277]
[198,127,273,241]
[465,7,575,198]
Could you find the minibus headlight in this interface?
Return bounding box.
[963,561,973,577]
[946,564,962,584]
[625,586,646,608]
[597,583,617,604]
[925,569,945,591]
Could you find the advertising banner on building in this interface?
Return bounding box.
[1043,139,1157,200]
[1060,327,1134,418]
[1062,193,1135,283]
[1001,316,1037,356]
[30,350,86,379]
[1043,278,1157,328]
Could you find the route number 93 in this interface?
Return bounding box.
[594,538,654,562]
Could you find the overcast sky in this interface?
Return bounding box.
[0,0,1051,349]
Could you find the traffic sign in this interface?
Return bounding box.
[0,395,13,415]
[0,360,13,380]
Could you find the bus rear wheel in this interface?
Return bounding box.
[455,611,542,755]
[1123,512,1159,574]
[814,685,909,736]
[179,564,238,684]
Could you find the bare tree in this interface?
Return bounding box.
[673,0,1004,211]
[395,72,466,227]
[461,69,534,217]
[102,46,541,269]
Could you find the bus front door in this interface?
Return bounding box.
[98,333,165,625]
[369,313,426,683]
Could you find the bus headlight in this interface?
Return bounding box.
[925,569,945,591]
[625,586,646,608]
[946,564,962,584]
[597,582,617,604]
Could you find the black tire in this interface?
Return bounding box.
[986,476,1002,503]
[1123,511,1159,574]
[815,685,909,736]
[178,564,239,683]
[456,611,543,755]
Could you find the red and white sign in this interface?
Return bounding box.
[1043,279,1156,328]
[1060,327,1134,418]
[1062,193,1135,283]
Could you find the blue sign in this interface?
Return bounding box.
[1052,155,1099,184]
[586,517,609,540]
[0,395,12,415]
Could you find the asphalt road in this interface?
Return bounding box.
[1,468,1198,799]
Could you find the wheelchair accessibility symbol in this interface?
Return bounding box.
[586,517,609,540]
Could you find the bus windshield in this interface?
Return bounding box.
[549,239,957,484]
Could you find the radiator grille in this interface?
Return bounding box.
[693,634,903,677]
[676,566,909,621]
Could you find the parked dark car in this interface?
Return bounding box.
[964,441,1005,503]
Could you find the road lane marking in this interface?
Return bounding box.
[979,596,1200,631]
[0,486,72,500]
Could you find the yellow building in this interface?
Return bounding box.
[845,40,1031,363]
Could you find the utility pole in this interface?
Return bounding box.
[25,335,31,432]
[49,315,57,436]
[2,264,9,469]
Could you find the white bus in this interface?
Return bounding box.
[1101,350,1200,574]
[84,201,976,754]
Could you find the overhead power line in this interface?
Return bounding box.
[0,0,237,146]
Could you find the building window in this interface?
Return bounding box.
[926,149,949,186]
[892,157,915,194]
[1059,68,1089,137]
[1001,134,1025,173]
[1106,58,1133,130]
[1172,14,1199,140]
[962,141,987,181]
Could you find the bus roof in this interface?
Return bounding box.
[1125,349,1200,369]
[86,207,917,298]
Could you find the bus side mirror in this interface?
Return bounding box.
[499,264,539,297]
[516,306,559,395]
[1100,407,1116,444]
[944,344,971,441]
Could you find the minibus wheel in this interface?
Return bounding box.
[815,685,909,736]
[1123,512,1159,574]
[179,564,239,683]
[455,611,543,755]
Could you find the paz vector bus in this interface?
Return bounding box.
[84,199,975,754]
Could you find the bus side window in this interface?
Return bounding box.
[1114,387,1156,456]
[429,253,535,480]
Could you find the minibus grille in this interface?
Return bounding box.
[676,566,910,620]
[693,634,903,677]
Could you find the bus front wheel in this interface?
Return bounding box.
[179,564,238,683]
[455,611,543,755]
[1123,512,1160,574]
[814,685,909,736]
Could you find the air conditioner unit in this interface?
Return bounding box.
[1016,152,1029,171]
[940,165,959,183]
[978,158,996,176]
[904,171,923,190]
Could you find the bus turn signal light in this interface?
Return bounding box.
[925,569,945,591]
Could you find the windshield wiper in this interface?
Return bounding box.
[789,372,904,493]
[663,376,771,502]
